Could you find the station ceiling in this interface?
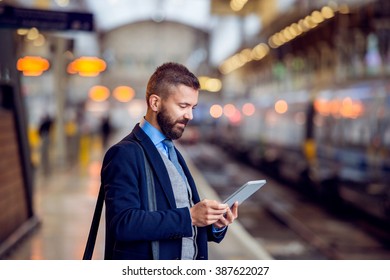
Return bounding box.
[2,0,278,32]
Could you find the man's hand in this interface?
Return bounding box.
[213,201,238,229]
[190,199,229,227]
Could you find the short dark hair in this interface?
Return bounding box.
[146,62,200,104]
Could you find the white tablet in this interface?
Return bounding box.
[223,180,266,207]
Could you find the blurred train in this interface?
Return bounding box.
[207,79,390,222]
[199,0,390,222]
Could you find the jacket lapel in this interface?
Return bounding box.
[130,124,177,208]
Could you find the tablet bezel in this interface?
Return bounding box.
[222,179,266,207]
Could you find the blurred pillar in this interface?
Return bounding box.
[53,36,68,168]
[0,28,39,257]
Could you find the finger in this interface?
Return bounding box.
[205,205,228,216]
[213,221,225,229]
[205,200,228,210]
[211,203,229,210]
[210,209,228,216]
[219,216,229,227]
[207,213,226,222]
[217,203,229,210]
[231,201,238,219]
[205,217,223,226]
[224,203,238,223]
[224,208,233,223]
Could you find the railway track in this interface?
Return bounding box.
[183,142,390,260]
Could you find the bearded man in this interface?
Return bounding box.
[102,62,238,260]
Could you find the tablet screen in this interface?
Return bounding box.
[223,180,266,207]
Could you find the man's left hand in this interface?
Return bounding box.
[213,201,238,229]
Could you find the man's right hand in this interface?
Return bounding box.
[190,199,229,227]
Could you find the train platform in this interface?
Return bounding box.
[2,134,272,260]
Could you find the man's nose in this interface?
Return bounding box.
[184,109,193,120]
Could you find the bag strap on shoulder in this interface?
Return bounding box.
[82,139,159,260]
[132,141,159,260]
[82,179,104,260]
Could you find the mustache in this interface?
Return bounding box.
[176,119,188,125]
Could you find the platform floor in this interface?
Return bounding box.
[3,134,272,260]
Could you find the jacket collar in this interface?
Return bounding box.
[125,123,200,205]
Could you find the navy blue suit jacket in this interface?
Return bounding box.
[102,124,226,259]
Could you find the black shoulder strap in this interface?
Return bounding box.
[82,139,158,260]
[82,182,104,260]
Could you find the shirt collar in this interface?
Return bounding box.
[139,118,166,146]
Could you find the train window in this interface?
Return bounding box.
[365,33,382,76]
[347,118,370,147]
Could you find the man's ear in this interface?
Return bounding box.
[149,94,160,112]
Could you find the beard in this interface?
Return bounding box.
[157,105,188,140]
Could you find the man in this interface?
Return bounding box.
[102,62,238,260]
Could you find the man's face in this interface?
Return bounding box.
[157,84,198,140]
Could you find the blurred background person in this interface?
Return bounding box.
[100,115,112,150]
[38,113,54,176]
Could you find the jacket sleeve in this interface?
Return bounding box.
[102,143,193,242]
[207,225,227,243]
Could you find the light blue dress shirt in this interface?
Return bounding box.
[139,118,169,157]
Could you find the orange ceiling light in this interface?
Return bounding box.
[17,56,50,76]
[89,85,110,102]
[67,56,106,77]
[113,86,135,102]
